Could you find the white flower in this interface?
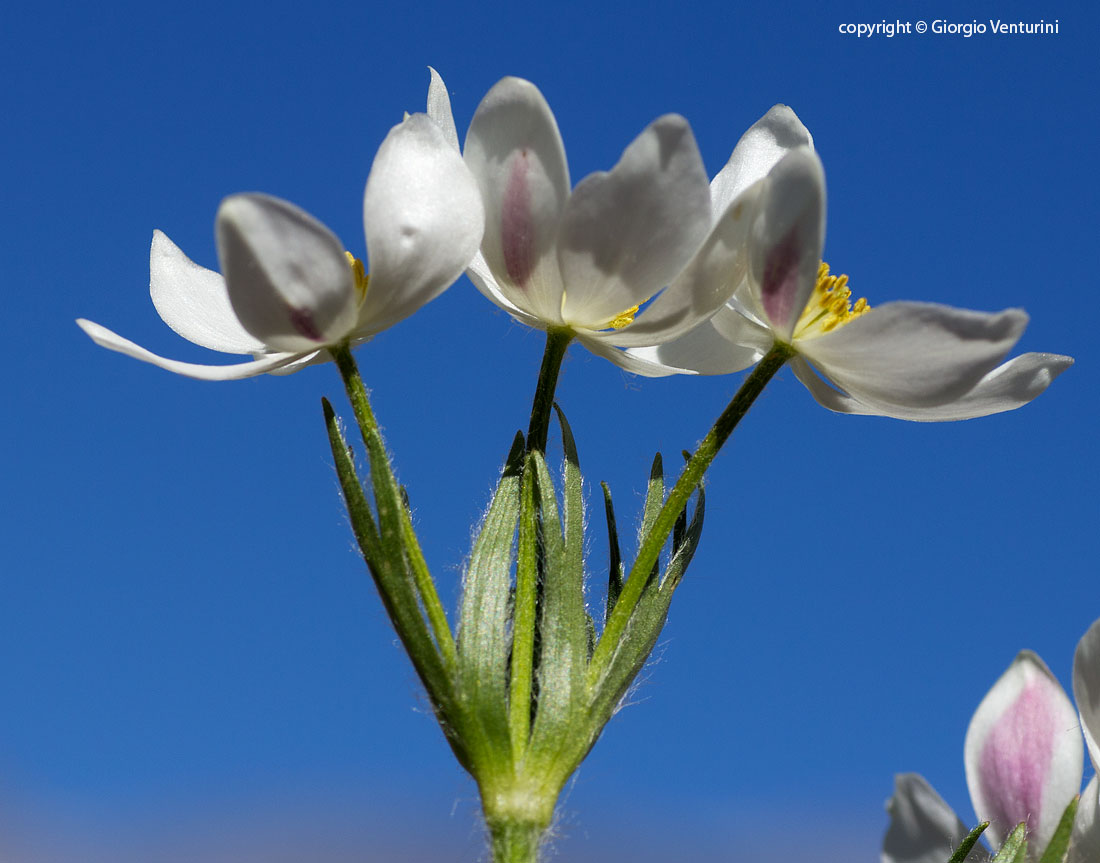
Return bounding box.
[434,75,737,372]
[629,107,1073,417]
[77,77,483,381]
[883,635,1100,863]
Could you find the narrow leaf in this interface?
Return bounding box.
[947,822,989,863]
[458,431,526,757]
[1038,796,1079,863]
[602,482,623,623]
[992,823,1028,863]
[527,450,587,774]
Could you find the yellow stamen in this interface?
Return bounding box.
[793,262,870,340]
[345,252,370,304]
[604,304,640,330]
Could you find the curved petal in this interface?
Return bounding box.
[215,193,358,352]
[1074,617,1100,772]
[882,774,983,863]
[464,76,570,324]
[466,250,546,329]
[964,651,1083,853]
[1068,776,1100,863]
[793,351,1073,421]
[558,114,711,328]
[149,230,265,355]
[577,332,697,377]
[711,104,813,220]
[426,66,460,152]
[76,319,306,380]
[798,302,1029,411]
[359,113,484,336]
[748,148,825,339]
[621,314,765,375]
[603,177,764,347]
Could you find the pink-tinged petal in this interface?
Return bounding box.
[76,319,309,380]
[464,76,570,324]
[557,114,711,328]
[1068,776,1100,863]
[797,302,1031,412]
[882,774,985,863]
[711,105,813,220]
[215,194,358,352]
[1073,617,1100,772]
[149,231,265,355]
[748,148,825,340]
[964,651,1083,853]
[791,352,1072,421]
[359,113,484,336]
[606,177,763,347]
[426,66,460,152]
[466,250,545,329]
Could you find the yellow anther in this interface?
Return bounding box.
[604,304,640,330]
[345,252,370,303]
[793,262,870,340]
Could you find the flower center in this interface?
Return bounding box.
[792,262,869,340]
[602,304,640,330]
[345,252,370,304]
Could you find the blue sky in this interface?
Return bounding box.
[2,0,1097,859]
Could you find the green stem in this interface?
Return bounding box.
[588,343,795,683]
[329,342,458,672]
[527,329,573,452]
[488,820,544,863]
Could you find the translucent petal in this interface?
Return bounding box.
[964,651,1083,852]
[882,774,987,863]
[577,333,699,377]
[557,114,711,328]
[797,302,1030,413]
[466,250,545,329]
[149,230,265,354]
[358,113,484,336]
[1068,776,1100,863]
[711,104,813,220]
[608,179,764,347]
[426,66,460,152]
[76,319,307,380]
[622,313,765,375]
[793,352,1073,421]
[748,148,825,339]
[215,193,358,352]
[464,76,571,324]
[1074,617,1100,773]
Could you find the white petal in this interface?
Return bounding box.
[577,333,697,377]
[621,313,765,375]
[793,352,1073,421]
[1068,776,1100,863]
[359,113,484,336]
[711,105,813,220]
[557,114,711,328]
[798,302,1030,413]
[964,651,1083,853]
[597,176,763,348]
[426,66,460,152]
[76,319,308,380]
[882,774,985,863]
[748,148,825,339]
[216,193,358,352]
[1074,618,1100,773]
[463,76,571,324]
[149,230,265,354]
[466,250,546,329]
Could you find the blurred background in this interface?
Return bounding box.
[2,0,1097,859]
